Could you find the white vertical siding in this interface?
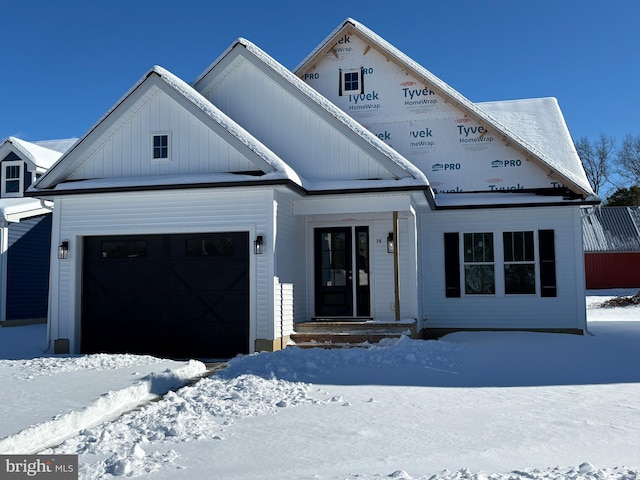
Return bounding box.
[51,188,271,353]
[421,206,586,330]
[68,87,256,181]
[202,56,396,181]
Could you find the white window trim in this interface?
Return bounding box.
[151,132,171,162]
[460,230,540,297]
[341,68,362,95]
[1,161,24,198]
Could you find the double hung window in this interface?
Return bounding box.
[445,230,556,298]
[503,231,536,294]
[1,161,23,197]
[463,232,495,294]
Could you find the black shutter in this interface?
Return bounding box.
[538,229,557,297]
[444,232,461,298]
[338,68,343,96]
[360,67,365,94]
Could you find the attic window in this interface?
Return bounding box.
[339,68,364,96]
[152,133,170,160]
[1,161,23,197]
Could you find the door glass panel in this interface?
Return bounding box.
[357,230,369,287]
[320,232,347,286]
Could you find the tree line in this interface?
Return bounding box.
[576,133,640,205]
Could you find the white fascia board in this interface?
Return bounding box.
[293,194,412,216]
[0,198,51,222]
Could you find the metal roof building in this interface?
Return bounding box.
[582,206,640,288]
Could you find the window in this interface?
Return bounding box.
[339,68,364,96]
[186,237,234,257]
[1,161,23,197]
[503,231,535,294]
[444,230,557,298]
[463,233,495,294]
[152,133,169,160]
[101,241,147,258]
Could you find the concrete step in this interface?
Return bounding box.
[290,319,416,349]
[294,321,415,335]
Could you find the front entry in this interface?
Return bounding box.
[314,226,370,317]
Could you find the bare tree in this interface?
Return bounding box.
[576,133,614,195]
[616,134,640,185]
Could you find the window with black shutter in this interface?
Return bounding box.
[444,232,461,298]
[538,229,557,297]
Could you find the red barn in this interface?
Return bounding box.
[582,206,640,289]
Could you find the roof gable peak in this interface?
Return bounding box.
[295,18,595,199]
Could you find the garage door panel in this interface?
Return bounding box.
[82,232,249,359]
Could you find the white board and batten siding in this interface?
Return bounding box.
[50,187,273,353]
[198,52,397,182]
[421,206,587,331]
[68,84,257,181]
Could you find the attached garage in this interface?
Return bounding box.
[81,231,250,359]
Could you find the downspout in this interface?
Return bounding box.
[393,211,400,321]
[0,215,7,324]
[39,199,55,353]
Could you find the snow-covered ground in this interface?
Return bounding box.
[1,289,639,479]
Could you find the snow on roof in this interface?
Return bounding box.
[45,172,294,193]
[2,137,64,169]
[31,66,304,191]
[294,18,595,198]
[193,38,428,186]
[478,98,594,197]
[152,66,303,186]
[32,138,78,154]
[0,197,51,223]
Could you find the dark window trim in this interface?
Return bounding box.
[538,229,557,297]
[444,232,461,298]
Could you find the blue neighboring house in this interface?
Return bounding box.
[0,137,76,324]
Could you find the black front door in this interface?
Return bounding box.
[314,227,370,317]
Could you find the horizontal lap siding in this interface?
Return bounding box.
[585,253,640,289]
[6,215,52,320]
[53,189,270,345]
[422,206,584,330]
[274,191,306,327]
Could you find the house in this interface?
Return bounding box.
[27,19,598,358]
[0,136,76,324]
[582,206,640,289]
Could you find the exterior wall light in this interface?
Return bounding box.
[58,240,70,259]
[254,235,264,255]
[387,232,394,254]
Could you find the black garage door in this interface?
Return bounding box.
[82,232,249,359]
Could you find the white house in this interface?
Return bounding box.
[0,136,76,324]
[28,19,597,357]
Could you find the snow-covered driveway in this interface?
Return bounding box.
[1,292,639,479]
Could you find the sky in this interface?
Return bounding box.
[3,0,640,154]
